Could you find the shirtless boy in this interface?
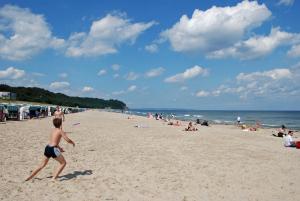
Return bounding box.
[25,118,75,181]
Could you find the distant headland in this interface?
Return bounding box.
[0,84,127,109]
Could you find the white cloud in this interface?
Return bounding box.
[113,73,119,78]
[145,67,165,78]
[164,65,208,83]
[196,90,210,97]
[236,68,292,81]
[145,44,158,53]
[288,44,300,57]
[0,68,45,88]
[32,72,45,77]
[65,13,156,57]
[161,1,271,54]
[0,67,25,79]
[278,0,294,6]
[112,90,125,95]
[49,81,70,90]
[208,27,300,59]
[127,85,137,92]
[59,73,68,78]
[180,86,188,91]
[112,85,137,96]
[125,72,139,80]
[111,64,120,71]
[97,69,107,76]
[202,66,300,99]
[0,5,64,60]
[82,86,94,92]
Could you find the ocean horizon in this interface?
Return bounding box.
[126,108,300,130]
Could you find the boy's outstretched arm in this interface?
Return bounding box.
[61,131,75,147]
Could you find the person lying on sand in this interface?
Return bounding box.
[201,120,209,126]
[185,122,198,131]
[174,121,182,126]
[25,118,75,181]
[241,122,261,131]
[168,120,182,126]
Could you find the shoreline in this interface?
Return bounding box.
[121,110,300,131]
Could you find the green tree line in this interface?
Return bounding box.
[0,84,127,109]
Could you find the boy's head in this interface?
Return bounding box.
[53,118,62,128]
[288,130,294,135]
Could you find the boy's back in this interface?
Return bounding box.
[49,128,62,147]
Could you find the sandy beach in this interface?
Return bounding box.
[1,110,300,201]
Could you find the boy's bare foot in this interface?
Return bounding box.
[51,177,58,182]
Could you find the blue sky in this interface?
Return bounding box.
[0,0,300,110]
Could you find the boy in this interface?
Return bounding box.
[25,118,75,181]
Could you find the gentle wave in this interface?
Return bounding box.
[213,120,222,124]
[193,115,203,118]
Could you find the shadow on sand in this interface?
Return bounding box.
[59,170,93,181]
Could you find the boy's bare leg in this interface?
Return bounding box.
[52,155,66,180]
[25,157,49,181]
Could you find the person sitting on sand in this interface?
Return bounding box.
[273,125,287,137]
[283,131,297,147]
[185,122,198,131]
[25,118,75,181]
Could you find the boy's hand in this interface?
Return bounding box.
[58,147,65,152]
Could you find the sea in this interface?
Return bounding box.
[123,109,300,130]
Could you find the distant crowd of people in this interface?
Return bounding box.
[145,113,299,148]
[145,112,211,132]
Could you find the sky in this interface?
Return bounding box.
[0,0,300,110]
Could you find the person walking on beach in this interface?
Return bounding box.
[54,106,65,129]
[25,118,75,181]
[54,106,65,121]
[237,116,241,125]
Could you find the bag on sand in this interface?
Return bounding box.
[296,141,300,149]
